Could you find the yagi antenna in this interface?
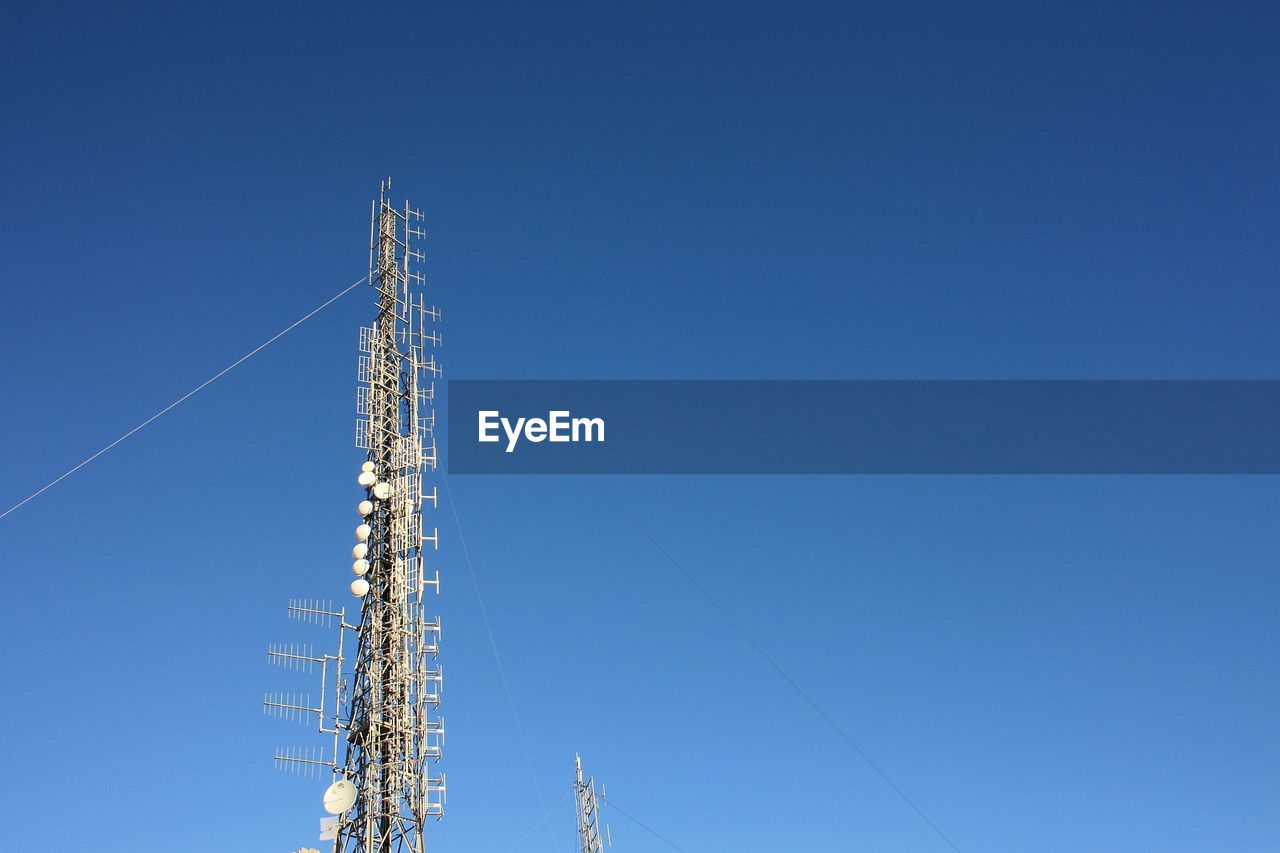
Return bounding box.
[267,643,320,673]
[263,692,321,725]
[274,745,331,780]
[286,598,342,627]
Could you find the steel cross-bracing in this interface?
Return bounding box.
[574,755,609,853]
[337,178,444,851]
[266,179,444,852]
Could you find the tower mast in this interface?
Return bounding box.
[338,178,445,851]
[574,755,609,853]
[266,179,444,852]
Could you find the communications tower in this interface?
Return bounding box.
[574,755,610,853]
[266,179,444,852]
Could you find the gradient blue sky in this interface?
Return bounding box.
[2,2,1279,851]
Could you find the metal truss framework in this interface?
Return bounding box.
[574,755,609,853]
[267,179,444,852]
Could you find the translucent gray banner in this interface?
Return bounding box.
[447,380,1280,474]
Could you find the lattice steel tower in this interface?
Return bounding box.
[266,178,444,852]
[574,755,610,853]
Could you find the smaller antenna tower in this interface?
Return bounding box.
[574,754,611,853]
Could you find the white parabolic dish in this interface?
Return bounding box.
[323,779,357,815]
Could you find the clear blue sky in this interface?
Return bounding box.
[2,2,1279,851]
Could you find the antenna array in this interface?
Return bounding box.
[265,179,444,851]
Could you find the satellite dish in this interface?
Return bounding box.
[372,482,391,500]
[351,578,370,597]
[358,500,374,517]
[361,461,376,474]
[357,471,377,487]
[323,779,358,815]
